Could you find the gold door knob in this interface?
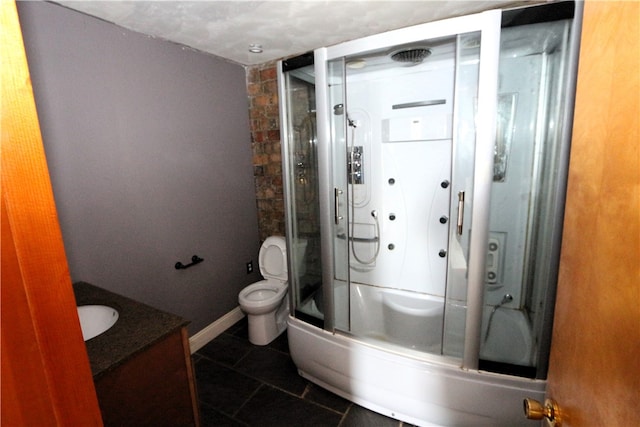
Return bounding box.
[523,398,562,427]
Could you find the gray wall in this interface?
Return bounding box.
[17,1,261,334]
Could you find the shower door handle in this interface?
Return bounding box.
[457,191,465,235]
[334,188,343,224]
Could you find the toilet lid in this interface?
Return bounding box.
[259,236,287,281]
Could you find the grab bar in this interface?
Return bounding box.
[336,233,379,243]
[457,191,465,235]
[175,255,204,270]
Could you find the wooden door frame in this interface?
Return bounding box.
[1,0,102,424]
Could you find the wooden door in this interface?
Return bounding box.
[545,1,639,425]
[1,0,103,424]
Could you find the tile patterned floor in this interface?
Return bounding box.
[193,318,414,426]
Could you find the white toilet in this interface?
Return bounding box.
[238,236,292,345]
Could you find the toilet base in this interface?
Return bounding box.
[246,304,289,346]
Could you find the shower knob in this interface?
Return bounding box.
[438,249,447,258]
[439,215,448,224]
[440,180,450,189]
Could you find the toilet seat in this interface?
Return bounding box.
[259,236,287,282]
[239,279,287,311]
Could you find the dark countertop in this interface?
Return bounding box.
[73,281,189,379]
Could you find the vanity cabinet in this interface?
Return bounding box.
[94,328,198,426]
[73,282,200,427]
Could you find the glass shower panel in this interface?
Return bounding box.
[479,18,576,377]
[279,57,324,327]
[326,57,350,332]
[442,32,482,359]
[326,32,487,358]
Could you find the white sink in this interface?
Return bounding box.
[77,305,119,341]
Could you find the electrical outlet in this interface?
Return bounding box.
[246,261,253,274]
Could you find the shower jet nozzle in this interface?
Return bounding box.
[333,103,344,115]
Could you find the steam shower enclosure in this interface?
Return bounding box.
[278,2,581,426]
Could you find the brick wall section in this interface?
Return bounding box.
[246,62,285,241]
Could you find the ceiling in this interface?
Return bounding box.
[52,0,530,67]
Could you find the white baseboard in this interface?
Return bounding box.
[188,306,245,354]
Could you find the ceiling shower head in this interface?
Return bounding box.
[390,47,432,64]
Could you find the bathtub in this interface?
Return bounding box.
[288,283,544,426]
[350,284,445,353]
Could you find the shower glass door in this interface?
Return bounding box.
[318,11,502,363]
[328,36,459,353]
[279,54,325,328]
[326,57,351,332]
[478,14,578,378]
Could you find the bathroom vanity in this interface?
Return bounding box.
[74,281,199,426]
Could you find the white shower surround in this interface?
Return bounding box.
[342,60,455,297]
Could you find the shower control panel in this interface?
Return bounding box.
[348,146,364,184]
